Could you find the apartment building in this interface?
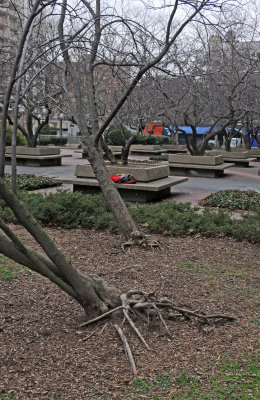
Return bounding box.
[0,0,30,101]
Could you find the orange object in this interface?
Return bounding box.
[145,123,163,136]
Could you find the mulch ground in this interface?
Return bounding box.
[0,225,259,399]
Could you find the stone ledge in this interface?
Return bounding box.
[5,154,63,160]
[4,154,63,167]
[209,150,249,159]
[249,148,260,156]
[168,154,223,165]
[54,175,188,203]
[108,146,123,152]
[131,145,161,151]
[221,157,257,163]
[169,162,234,170]
[55,175,187,191]
[162,144,187,150]
[169,163,234,178]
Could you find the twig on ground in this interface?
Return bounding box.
[114,324,137,375]
[79,305,124,328]
[152,303,173,339]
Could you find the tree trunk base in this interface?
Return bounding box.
[76,272,121,318]
[121,231,162,251]
[79,290,237,375]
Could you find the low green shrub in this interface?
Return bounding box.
[40,124,51,135]
[0,191,258,242]
[38,137,68,146]
[5,125,27,146]
[16,191,117,229]
[133,134,170,146]
[200,189,260,211]
[4,174,60,191]
[106,127,125,146]
[154,136,170,145]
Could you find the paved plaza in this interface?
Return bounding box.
[5,148,260,205]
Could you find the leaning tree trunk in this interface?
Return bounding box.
[225,138,231,152]
[121,135,136,165]
[0,178,121,317]
[101,138,118,164]
[83,138,141,240]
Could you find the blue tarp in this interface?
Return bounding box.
[163,125,211,136]
[177,126,211,135]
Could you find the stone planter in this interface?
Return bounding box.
[208,150,257,167]
[169,154,224,165]
[248,148,260,159]
[209,150,249,159]
[108,146,123,152]
[5,146,60,155]
[5,146,63,166]
[75,163,169,182]
[55,162,188,203]
[168,154,234,178]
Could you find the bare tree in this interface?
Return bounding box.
[0,1,243,322]
[141,13,260,154]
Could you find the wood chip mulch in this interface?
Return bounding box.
[0,225,259,399]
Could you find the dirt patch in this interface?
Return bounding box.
[0,225,259,399]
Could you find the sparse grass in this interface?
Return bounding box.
[122,354,260,399]
[251,317,260,326]
[0,393,20,400]
[182,262,196,269]
[0,255,27,280]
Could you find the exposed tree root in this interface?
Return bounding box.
[78,290,237,375]
[122,231,162,251]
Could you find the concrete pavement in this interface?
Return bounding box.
[5,148,260,206]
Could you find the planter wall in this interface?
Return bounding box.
[168,154,223,165]
[5,146,60,156]
[209,150,249,159]
[131,145,161,151]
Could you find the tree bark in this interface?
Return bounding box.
[81,138,141,240]
[0,178,121,316]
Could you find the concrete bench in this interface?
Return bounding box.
[208,150,257,167]
[168,154,234,178]
[54,163,188,203]
[4,146,70,167]
[130,145,162,156]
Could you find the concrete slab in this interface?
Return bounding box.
[54,175,188,203]
[169,162,234,178]
[4,154,64,167]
